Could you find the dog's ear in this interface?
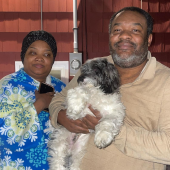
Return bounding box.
[100,61,120,94]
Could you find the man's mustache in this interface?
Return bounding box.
[114,40,137,48]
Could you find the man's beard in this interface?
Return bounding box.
[109,38,148,68]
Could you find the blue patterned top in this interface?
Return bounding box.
[0,68,66,170]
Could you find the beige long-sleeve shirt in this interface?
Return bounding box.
[49,51,170,170]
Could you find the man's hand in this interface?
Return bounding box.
[34,90,55,114]
[82,105,101,130]
[58,110,89,133]
[57,105,101,133]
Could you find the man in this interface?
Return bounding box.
[49,7,170,170]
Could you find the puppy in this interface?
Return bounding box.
[48,58,125,170]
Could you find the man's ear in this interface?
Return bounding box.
[148,34,152,47]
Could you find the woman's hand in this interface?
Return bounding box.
[34,90,55,114]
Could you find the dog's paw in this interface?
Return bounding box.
[94,131,113,149]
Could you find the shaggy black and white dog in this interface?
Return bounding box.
[48,58,125,170]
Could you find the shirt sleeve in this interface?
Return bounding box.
[114,77,170,165]
[49,70,81,128]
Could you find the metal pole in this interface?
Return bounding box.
[41,0,43,30]
[73,0,78,53]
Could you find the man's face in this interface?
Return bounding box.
[109,10,152,68]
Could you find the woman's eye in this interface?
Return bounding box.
[44,53,50,57]
[30,51,36,55]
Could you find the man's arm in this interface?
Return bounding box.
[113,77,170,165]
[49,69,89,133]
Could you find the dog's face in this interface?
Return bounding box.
[77,58,120,94]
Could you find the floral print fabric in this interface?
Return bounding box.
[0,68,65,170]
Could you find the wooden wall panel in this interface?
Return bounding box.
[0,13,5,32]
[164,33,170,52]
[58,0,67,12]
[19,13,31,32]
[56,13,70,32]
[103,0,113,12]
[112,0,133,11]
[160,0,170,12]
[151,13,170,33]
[43,13,57,32]
[86,12,103,33]
[4,13,19,32]
[149,0,159,12]
[149,33,164,53]
[30,13,41,31]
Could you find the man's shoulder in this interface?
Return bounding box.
[156,59,170,74]
[153,59,170,85]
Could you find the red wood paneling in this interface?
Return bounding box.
[2,33,18,52]
[0,1,2,11]
[132,0,141,8]
[14,0,21,12]
[27,0,39,12]
[43,0,49,12]
[92,33,99,52]
[112,0,133,12]
[17,33,27,52]
[58,0,67,12]
[19,13,31,32]
[87,12,103,33]
[149,33,164,53]
[103,13,112,33]
[90,0,104,13]
[164,33,170,52]
[43,13,57,32]
[67,0,73,12]
[60,33,73,52]
[4,13,19,32]
[48,0,59,12]
[56,13,69,32]
[30,13,41,31]
[103,0,113,12]
[149,0,159,12]
[152,13,170,33]
[98,33,109,53]
[2,0,9,11]
[0,13,5,32]
[160,0,170,12]
[20,0,27,12]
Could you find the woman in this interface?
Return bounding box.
[0,30,66,170]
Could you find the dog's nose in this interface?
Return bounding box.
[77,75,85,83]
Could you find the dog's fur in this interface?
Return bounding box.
[48,58,125,170]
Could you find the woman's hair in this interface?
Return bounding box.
[109,7,153,37]
[20,30,57,63]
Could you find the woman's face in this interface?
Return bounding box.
[23,40,54,82]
